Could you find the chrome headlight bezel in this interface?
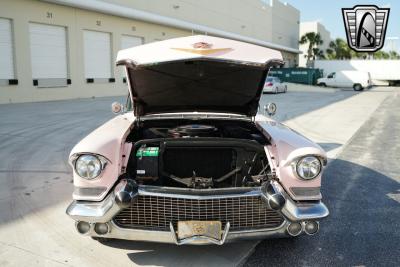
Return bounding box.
[293,156,323,180]
[69,153,108,180]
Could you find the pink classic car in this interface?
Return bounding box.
[66,35,329,245]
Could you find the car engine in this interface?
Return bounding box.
[126,120,273,189]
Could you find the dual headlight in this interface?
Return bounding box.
[71,154,108,180]
[295,156,322,180]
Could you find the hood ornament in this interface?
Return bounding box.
[171,41,232,55]
[192,42,213,49]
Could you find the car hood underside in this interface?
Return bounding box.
[123,59,282,117]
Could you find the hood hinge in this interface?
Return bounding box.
[134,106,141,126]
[264,145,278,179]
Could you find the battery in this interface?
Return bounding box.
[136,146,159,180]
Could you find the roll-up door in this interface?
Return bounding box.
[84,30,112,83]
[0,18,16,85]
[29,23,68,87]
[121,35,143,82]
[121,35,143,49]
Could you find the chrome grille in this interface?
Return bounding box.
[113,195,284,231]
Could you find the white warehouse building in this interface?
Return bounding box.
[0,0,300,104]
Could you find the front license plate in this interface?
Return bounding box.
[177,221,222,240]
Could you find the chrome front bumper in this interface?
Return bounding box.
[66,180,329,245]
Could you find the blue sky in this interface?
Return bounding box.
[284,0,397,40]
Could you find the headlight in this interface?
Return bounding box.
[75,154,105,179]
[295,156,321,180]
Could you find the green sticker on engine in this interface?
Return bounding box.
[136,147,159,157]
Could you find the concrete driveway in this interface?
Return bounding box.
[0,85,396,266]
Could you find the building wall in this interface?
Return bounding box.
[107,0,299,51]
[299,21,331,67]
[0,0,190,104]
[270,0,300,50]
[106,0,275,43]
[0,0,300,104]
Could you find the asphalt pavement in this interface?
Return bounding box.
[0,85,398,266]
[245,90,400,266]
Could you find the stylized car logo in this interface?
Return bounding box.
[192,42,213,49]
[171,41,232,55]
[342,5,390,52]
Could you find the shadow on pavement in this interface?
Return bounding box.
[244,159,400,266]
[100,238,255,266]
[317,142,342,152]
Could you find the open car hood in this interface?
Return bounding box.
[116,35,283,117]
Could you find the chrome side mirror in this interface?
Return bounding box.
[111,102,124,114]
[264,103,277,117]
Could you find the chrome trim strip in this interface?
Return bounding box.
[140,112,251,121]
[290,187,321,198]
[73,186,107,198]
[138,185,261,200]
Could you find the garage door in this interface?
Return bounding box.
[121,35,143,50]
[29,23,68,87]
[0,18,15,85]
[120,35,143,82]
[84,30,112,82]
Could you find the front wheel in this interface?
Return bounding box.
[318,83,326,87]
[353,84,363,91]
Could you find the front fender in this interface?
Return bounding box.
[255,115,326,200]
[70,113,135,201]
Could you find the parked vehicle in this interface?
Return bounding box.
[263,77,287,94]
[66,35,329,245]
[317,70,371,91]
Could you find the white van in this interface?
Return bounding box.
[317,71,371,91]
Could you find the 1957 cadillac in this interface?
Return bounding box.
[66,35,329,245]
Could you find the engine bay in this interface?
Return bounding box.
[126,119,272,189]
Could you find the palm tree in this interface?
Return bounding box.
[389,50,400,59]
[326,48,335,59]
[327,38,352,59]
[373,50,390,59]
[312,48,325,60]
[299,32,323,67]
